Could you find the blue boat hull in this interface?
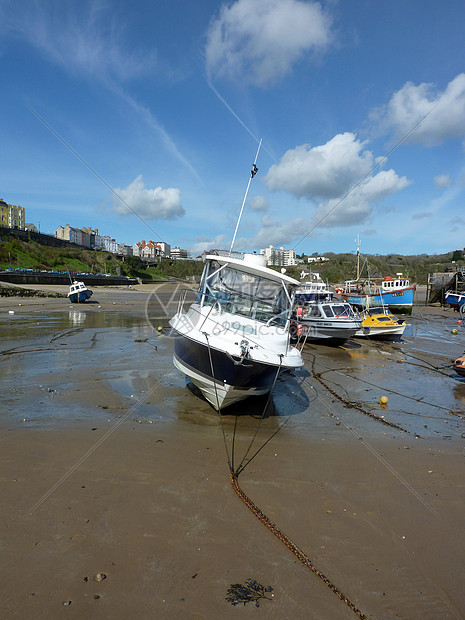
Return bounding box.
[445,292,465,309]
[345,287,415,314]
[68,290,93,303]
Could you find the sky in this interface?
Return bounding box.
[1,0,465,258]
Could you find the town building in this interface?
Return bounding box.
[308,256,329,263]
[260,245,297,267]
[133,240,170,259]
[0,199,25,230]
[55,224,91,248]
[170,246,189,259]
[118,243,133,256]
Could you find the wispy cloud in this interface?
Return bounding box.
[1,0,201,180]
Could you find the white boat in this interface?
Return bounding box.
[68,280,92,303]
[353,306,406,339]
[170,252,304,410]
[294,299,361,344]
[295,271,333,303]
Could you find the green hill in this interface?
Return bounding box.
[0,230,462,284]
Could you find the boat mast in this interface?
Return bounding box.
[355,234,362,281]
[229,139,262,255]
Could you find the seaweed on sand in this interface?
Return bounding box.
[226,579,273,607]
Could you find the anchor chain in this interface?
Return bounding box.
[230,471,368,619]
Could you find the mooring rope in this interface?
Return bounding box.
[230,471,368,619]
[235,355,283,476]
[204,335,368,617]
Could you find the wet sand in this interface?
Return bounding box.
[1,283,465,619]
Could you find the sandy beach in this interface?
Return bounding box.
[1,283,465,619]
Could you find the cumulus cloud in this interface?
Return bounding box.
[250,195,269,212]
[371,73,465,145]
[264,133,411,227]
[434,174,452,189]
[265,133,374,198]
[205,0,332,87]
[113,175,184,220]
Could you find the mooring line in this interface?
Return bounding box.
[230,472,368,619]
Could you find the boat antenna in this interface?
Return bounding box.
[355,234,362,281]
[229,139,262,255]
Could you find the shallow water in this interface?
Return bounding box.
[1,307,465,440]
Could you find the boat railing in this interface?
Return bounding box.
[176,287,198,315]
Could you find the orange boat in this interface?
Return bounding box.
[453,355,465,377]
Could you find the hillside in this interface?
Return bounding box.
[0,231,463,284]
[0,234,204,281]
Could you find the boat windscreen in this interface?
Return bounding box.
[200,261,293,325]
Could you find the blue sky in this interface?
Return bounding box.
[1,0,465,257]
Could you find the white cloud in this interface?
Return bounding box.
[264,133,411,227]
[371,73,465,146]
[234,214,310,250]
[188,234,228,256]
[434,174,451,189]
[113,175,184,220]
[307,168,411,228]
[265,133,374,198]
[205,0,332,87]
[250,195,269,212]
[411,212,432,220]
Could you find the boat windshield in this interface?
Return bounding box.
[198,260,294,326]
[323,304,355,318]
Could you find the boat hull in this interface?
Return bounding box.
[354,324,406,339]
[172,330,283,409]
[445,292,465,309]
[343,287,415,314]
[68,290,93,303]
[296,319,360,344]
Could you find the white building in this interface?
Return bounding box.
[170,246,188,259]
[260,245,297,267]
[308,256,329,263]
[101,236,119,254]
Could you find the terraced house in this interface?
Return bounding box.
[0,199,25,230]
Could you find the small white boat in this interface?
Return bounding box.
[170,252,303,409]
[295,272,333,303]
[68,280,93,303]
[353,306,406,339]
[293,300,361,344]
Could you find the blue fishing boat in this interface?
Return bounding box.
[68,280,93,303]
[340,237,415,314]
[341,276,415,314]
[445,291,465,310]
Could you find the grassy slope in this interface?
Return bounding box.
[0,233,462,284]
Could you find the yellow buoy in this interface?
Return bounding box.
[379,395,388,405]
[157,326,163,332]
[452,329,458,335]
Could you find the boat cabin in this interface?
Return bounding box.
[197,255,297,328]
